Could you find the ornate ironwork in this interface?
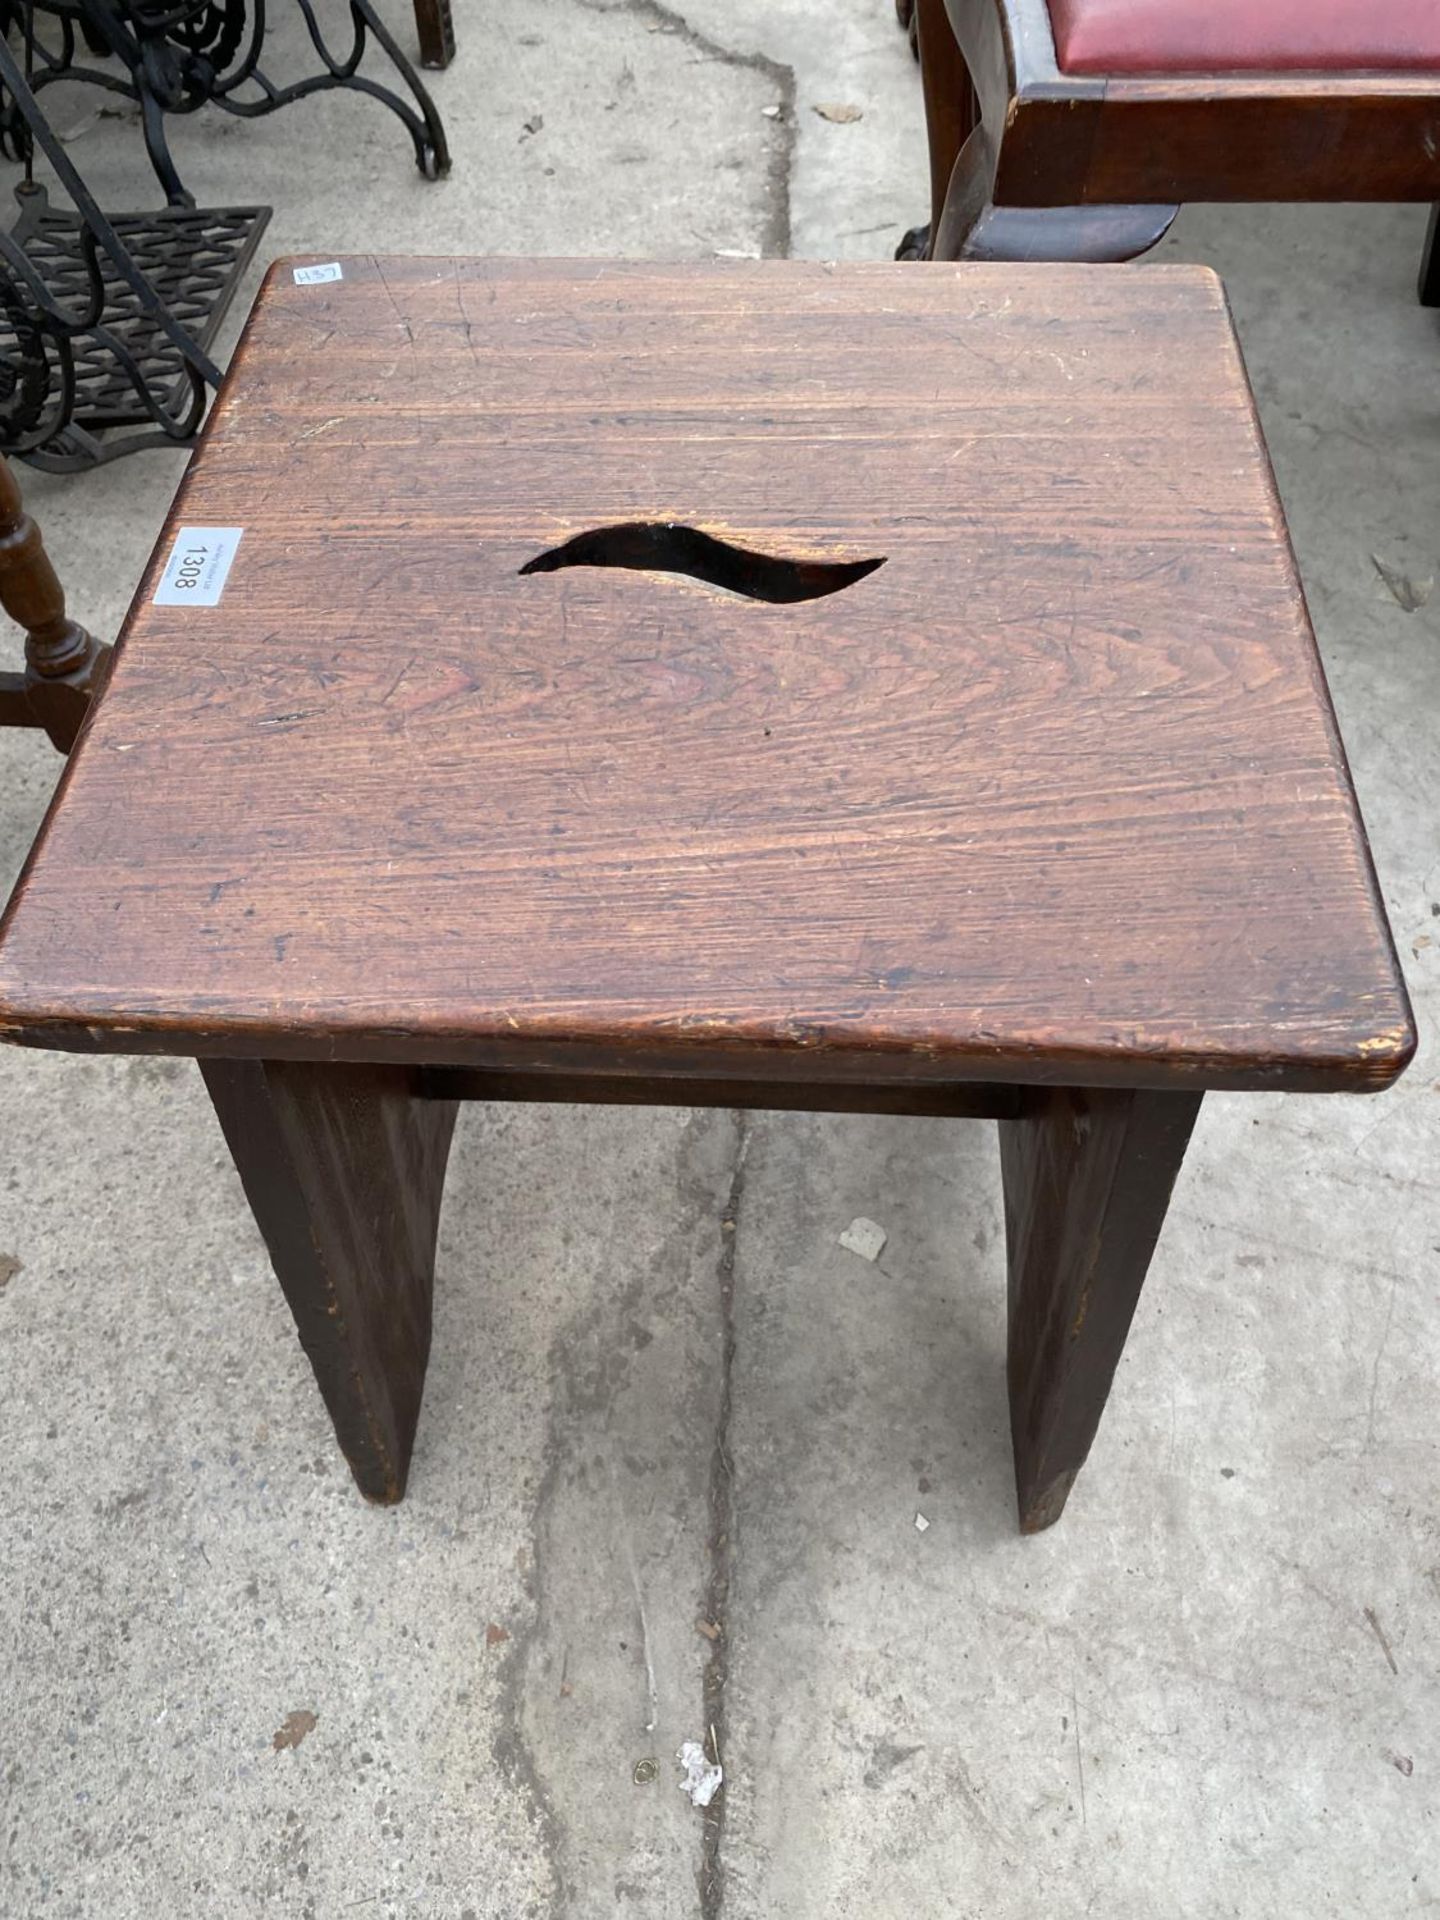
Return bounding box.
[0,37,269,469]
[7,0,450,207]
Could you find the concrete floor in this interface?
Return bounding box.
[1,2,1438,1914]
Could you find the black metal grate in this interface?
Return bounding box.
[11,191,267,425]
[0,185,268,467]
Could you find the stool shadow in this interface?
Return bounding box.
[426,1101,1019,1553]
[730,1108,1020,1563]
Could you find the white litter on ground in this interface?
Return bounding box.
[839,1216,887,1263]
[677,1740,724,1808]
[914,1512,930,1533]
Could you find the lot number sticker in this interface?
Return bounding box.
[154,527,244,607]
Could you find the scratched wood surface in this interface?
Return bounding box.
[0,258,1413,1090]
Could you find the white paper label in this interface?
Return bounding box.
[153,527,243,607]
[293,261,343,285]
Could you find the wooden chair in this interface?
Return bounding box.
[901,0,1440,294]
[0,457,108,752]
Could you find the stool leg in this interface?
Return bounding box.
[1419,205,1440,308]
[202,1058,459,1503]
[1000,1086,1200,1532]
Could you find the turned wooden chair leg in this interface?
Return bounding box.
[0,457,110,753]
[1419,205,1440,307]
[412,0,455,69]
[202,1058,459,1503]
[1000,1087,1201,1532]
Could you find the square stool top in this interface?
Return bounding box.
[0,258,1413,1093]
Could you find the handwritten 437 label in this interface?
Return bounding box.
[153,527,244,607]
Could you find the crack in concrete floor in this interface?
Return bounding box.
[582,0,797,259]
[487,1104,744,1916]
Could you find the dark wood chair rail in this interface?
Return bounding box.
[907,0,1440,291]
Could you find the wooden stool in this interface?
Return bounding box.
[0,258,1413,1531]
[904,0,1440,292]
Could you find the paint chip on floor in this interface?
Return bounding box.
[839,1217,887,1262]
[272,1709,317,1752]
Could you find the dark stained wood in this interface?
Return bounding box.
[932,116,1175,259]
[1068,81,1440,208]
[922,0,1440,261]
[0,673,32,729]
[419,1066,1024,1118]
[939,194,1176,263]
[202,1057,458,1501]
[917,0,979,246]
[0,258,1413,1093]
[412,0,455,69]
[0,258,1418,1527]
[0,456,110,752]
[1420,204,1440,305]
[1001,1084,1201,1530]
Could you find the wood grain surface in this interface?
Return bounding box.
[1001,1083,1201,1529]
[202,1057,457,1502]
[0,258,1413,1091]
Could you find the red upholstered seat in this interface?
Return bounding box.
[1049,0,1440,75]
